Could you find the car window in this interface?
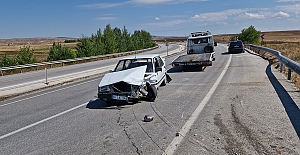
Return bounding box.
[114,58,153,73]
[156,56,164,67]
[115,60,125,72]
[230,41,243,46]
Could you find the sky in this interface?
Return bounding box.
[0,0,299,39]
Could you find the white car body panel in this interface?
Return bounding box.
[99,65,147,87]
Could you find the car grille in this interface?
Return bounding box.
[112,81,131,92]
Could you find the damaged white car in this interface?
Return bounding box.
[98,54,171,103]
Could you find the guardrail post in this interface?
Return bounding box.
[280,63,283,73]
[287,69,292,80]
[1,70,3,76]
[45,68,49,85]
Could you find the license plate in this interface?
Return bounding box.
[111,95,128,101]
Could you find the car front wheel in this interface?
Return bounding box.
[160,76,166,86]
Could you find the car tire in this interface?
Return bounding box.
[160,76,166,86]
[146,84,157,102]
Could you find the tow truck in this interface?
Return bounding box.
[172,31,217,68]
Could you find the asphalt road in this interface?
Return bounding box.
[0,44,299,155]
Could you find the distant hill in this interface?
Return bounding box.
[0,37,78,46]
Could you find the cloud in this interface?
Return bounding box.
[129,0,173,4]
[276,4,300,14]
[79,0,209,9]
[277,0,300,2]
[191,9,251,21]
[216,21,228,25]
[130,0,209,4]
[142,20,185,27]
[244,12,265,19]
[95,15,116,21]
[79,3,125,9]
[155,17,160,20]
[274,11,290,17]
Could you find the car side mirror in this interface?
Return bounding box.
[109,70,113,73]
[156,67,162,72]
[214,42,217,46]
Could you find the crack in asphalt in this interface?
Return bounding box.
[150,102,219,154]
[117,110,141,155]
[131,104,166,154]
[123,128,141,155]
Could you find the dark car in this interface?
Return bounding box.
[228,40,244,53]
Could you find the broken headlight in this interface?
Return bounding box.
[99,85,111,92]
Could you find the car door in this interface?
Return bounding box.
[154,56,165,85]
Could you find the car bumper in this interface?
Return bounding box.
[98,92,133,102]
[228,48,244,53]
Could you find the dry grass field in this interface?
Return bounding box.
[1,31,300,88]
[0,38,77,62]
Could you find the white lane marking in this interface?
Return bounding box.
[0,65,115,91]
[0,78,99,107]
[0,101,88,140]
[164,54,232,155]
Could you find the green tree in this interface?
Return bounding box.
[120,26,130,52]
[76,37,95,57]
[140,30,155,48]
[103,24,117,54]
[48,42,76,61]
[0,55,17,67]
[16,46,37,65]
[93,28,105,55]
[131,30,141,50]
[239,25,261,44]
[114,27,122,53]
[75,24,155,57]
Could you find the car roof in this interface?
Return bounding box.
[120,54,160,60]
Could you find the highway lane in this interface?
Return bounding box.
[0,43,178,91]
[0,45,299,154]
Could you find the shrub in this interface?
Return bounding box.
[16,46,37,65]
[0,55,17,67]
[48,42,76,61]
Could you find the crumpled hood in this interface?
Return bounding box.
[99,65,147,87]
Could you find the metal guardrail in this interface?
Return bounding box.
[245,44,300,80]
[0,46,158,76]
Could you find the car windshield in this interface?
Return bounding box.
[114,58,153,73]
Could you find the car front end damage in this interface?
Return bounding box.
[97,65,157,103]
[98,81,154,102]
